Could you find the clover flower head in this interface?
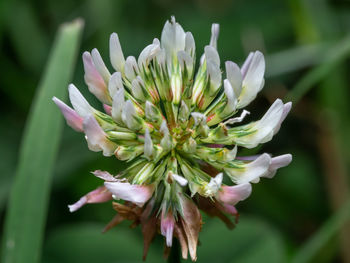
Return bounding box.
[53,16,292,261]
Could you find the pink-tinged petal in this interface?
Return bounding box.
[83,115,117,156]
[104,181,154,207]
[221,203,238,216]
[216,183,252,206]
[161,211,175,247]
[83,51,111,104]
[179,194,201,261]
[264,154,292,179]
[52,97,83,132]
[103,104,112,115]
[92,170,118,182]
[68,186,112,212]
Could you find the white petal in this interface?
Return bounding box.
[225,61,242,97]
[121,100,137,129]
[124,56,139,81]
[238,51,265,108]
[68,84,93,118]
[83,115,117,156]
[273,102,292,135]
[224,110,250,125]
[111,87,125,123]
[264,154,292,178]
[131,77,146,101]
[161,16,186,58]
[223,79,237,113]
[206,60,221,90]
[104,181,154,207]
[240,52,254,78]
[191,112,206,126]
[91,48,111,83]
[209,23,220,49]
[226,153,271,184]
[138,43,160,68]
[185,32,195,56]
[109,33,125,73]
[233,99,284,148]
[108,72,123,98]
[204,45,220,66]
[172,173,188,186]
[92,170,119,181]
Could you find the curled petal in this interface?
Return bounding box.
[83,115,117,156]
[273,102,292,135]
[179,194,201,261]
[68,186,112,212]
[104,181,154,207]
[216,183,252,206]
[92,170,119,182]
[264,154,292,178]
[52,97,83,132]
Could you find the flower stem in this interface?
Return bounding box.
[168,239,181,263]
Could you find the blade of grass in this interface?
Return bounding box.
[285,35,350,104]
[292,199,350,263]
[1,19,84,263]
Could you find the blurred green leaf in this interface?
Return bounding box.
[188,216,286,263]
[292,199,350,263]
[1,19,84,263]
[286,35,350,104]
[43,223,165,263]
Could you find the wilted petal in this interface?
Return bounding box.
[161,211,175,247]
[179,194,201,261]
[92,170,119,182]
[103,104,112,115]
[83,115,117,156]
[68,186,112,212]
[216,183,252,205]
[104,181,154,207]
[144,128,153,160]
[52,97,83,132]
[109,33,125,73]
[83,52,111,104]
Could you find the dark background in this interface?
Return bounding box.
[1,0,350,262]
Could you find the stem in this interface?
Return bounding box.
[168,239,181,263]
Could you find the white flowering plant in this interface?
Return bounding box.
[53,17,292,261]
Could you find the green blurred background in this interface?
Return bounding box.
[1,0,350,262]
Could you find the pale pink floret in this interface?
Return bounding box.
[68,186,112,212]
[52,97,83,132]
[83,52,111,104]
[160,211,175,247]
[216,183,252,206]
[103,104,112,115]
[104,181,154,207]
[83,115,117,156]
[264,154,292,178]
